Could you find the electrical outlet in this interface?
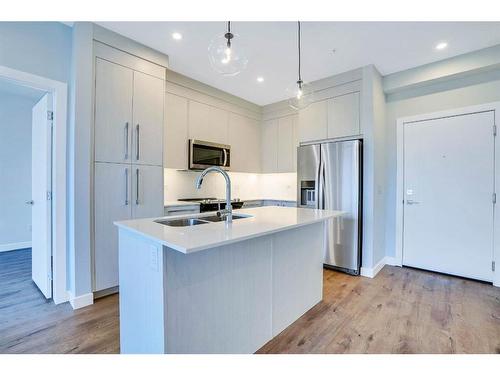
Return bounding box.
[149,245,159,271]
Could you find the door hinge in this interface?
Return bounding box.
[47,191,52,201]
[47,110,53,121]
[493,193,497,204]
[492,261,496,272]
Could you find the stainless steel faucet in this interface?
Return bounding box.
[195,166,232,223]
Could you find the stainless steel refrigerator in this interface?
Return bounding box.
[297,140,362,275]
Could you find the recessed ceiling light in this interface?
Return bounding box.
[435,42,448,50]
[257,77,264,83]
[172,32,183,41]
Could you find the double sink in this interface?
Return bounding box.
[155,214,251,227]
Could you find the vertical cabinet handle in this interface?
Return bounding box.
[124,122,129,160]
[136,124,140,161]
[124,168,129,206]
[135,168,140,205]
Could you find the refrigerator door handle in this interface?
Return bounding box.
[317,158,325,209]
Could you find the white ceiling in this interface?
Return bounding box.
[98,22,500,106]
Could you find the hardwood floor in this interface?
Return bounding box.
[1,249,499,354]
[258,266,500,354]
[0,249,119,354]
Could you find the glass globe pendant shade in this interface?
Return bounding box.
[208,33,248,76]
[286,80,315,110]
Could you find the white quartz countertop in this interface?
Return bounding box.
[115,206,343,254]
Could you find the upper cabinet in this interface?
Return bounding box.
[261,114,298,173]
[188,101,228,145]
[94,58,164,167]
[94,58,133,164]
[164,83,261,173]
[261,119,278,173]
[277,115,298,173]
[298,100,328,143]
[228,113,261,173]
[164,93,188,169]
[132,71,164,166]
[327,92,360,139]
[298,91,360,143]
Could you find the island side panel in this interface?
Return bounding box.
[118,228,166,354]
[271,221,325,337]
[165,236,273,354]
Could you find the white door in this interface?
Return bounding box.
[132,71,164,166]
[94,58,133,164]
[31,93,52,299]
[403,111,495,281]
[131,165,164,219]
[94,162,132,291]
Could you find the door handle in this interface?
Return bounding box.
[406,199,420,205]
[135,124,140,161]
[135,168,140,205]
[124,168,129,206]
[26,200,34,205]
[124,122,129,160]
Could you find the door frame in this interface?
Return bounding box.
[0,65,68,303]
[395,102,500,287]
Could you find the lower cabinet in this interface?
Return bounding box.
[94,162,163,292]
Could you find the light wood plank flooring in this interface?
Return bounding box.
[0,249,119,353]
[1,249,499,354]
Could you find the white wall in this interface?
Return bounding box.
[384,73,500,258]
[164,169,297,202]
[0,92,38,250]
[0,22,72,83]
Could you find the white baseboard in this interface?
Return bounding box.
[360,256,401,278]
[0,241,32,253]
[69,292,94,310]
[384,256,400,266]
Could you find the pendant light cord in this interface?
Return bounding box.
[297,21,302,84]
[228,21,231,34]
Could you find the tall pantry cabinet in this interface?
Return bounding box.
[93,51,165,293]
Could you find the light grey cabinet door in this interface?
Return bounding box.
[164,93,188,169]
[277,115,298,172]
[261,119,278,173]
[228,113,261,173]
[298,100,328,143]
[131,165,164,219]
[94,162,132,291]
[327,92,360,138]
[94,58,133,164]
[132,71,164,167]
[188,100,229,144]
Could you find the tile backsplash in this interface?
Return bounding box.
[164,169,297,202]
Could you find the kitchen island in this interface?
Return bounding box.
[114,206,342,354]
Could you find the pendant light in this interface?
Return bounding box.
[208,21,248,76]
[286,21,314,110]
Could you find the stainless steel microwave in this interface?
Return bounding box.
[189,139,231,170]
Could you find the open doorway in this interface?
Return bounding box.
[0,78,54,300]
[0,65,67,305]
